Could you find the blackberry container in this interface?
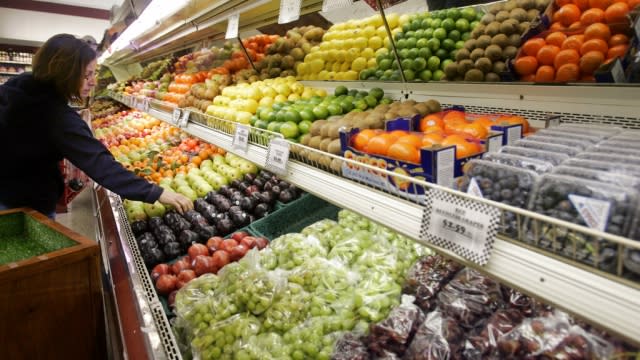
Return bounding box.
[561,159,640,178]
[597,140,640,151]
[499,146,569,166]
[586,145,640,158]
[483,153,554,174]
[552,166,640,191]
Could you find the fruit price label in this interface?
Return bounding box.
[278,0,302,24]
[545,115,561,128]
[225,12,239,40]
[172,108,182,126]
[506,125,522,145]
[322,0,353,12]
[265,138,290,175]
[420,190,500,265]
[178,110,191,128]
[142,98,150,113]
[486,135,503,153]
[232,124,250,152]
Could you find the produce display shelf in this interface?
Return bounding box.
[107,91,640,347]
[0,60,30,65]
[0,71,20,76]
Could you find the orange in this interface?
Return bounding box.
[589,0,612,9]
[442,135,480,159]
[604,2,629,23]
[607,44,628,59]
[608,34,629,47]
[473,117,495,131]
[562,35,585,51]
[550,22,567,31]
[557,0,573,5]
[395,134,423,148]
[422,132,444,146]
[554,49,581,68]
[190,155,203,166]
[580,74,596,81]
[444,118,469,134]
[515,56,539,75]
[366,133,395,155]
[546,32,568,47]
[584,22,611,41]
[630,0,640,8]
[460,122,489,139]
[535,65,556,82]
[580,38,609,55]
[353,129,379,151]
[423,125,446,134]
[573,0,590,10]
[443,110,466,123]
[555,63,581,82]
[568,21,583,29]
[556,4,582,26]
[537,45,561,65]
[419,114,444,131]
[388,143,421,163]
[389,130,409,140]
[521,74,537,81]
[579,50,605,73]
[523,38,547,57]
[580,8,605,25]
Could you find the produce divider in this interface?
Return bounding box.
[104,91,640,349]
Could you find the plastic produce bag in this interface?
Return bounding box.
[403,310,465,360]
[301,219,343,250]
[284,316,347,359]
[190,312,261,360]
[502,287,553,318]
[463,309,525,359]
[499,146,569,166]
[261,283,312,334]
[596,140,640,151]
[328,230,375,266]
[555,123,621,136]
[524,134,592,150]
[355,271,403,323]
[366,295,424,357]
[483,152,554,174]
[585,145,640,158]
[288,256,359,293]
[270,232,328,269]
[512,139,582,157]
[403,254,463,312]
[332,332,370,360]
[353,241,404,283]
[234,332,291,360]
[437,268,504,330]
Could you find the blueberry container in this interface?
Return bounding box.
[535,129,602,144]
[562,158,640,178]
[552,166,640,191]
[523,135,592,151]
[499,146,569,166]
[540,127,610,140]
[456,160,539,239]
[586,145,640,158]
[555,124,621,136]
[483,153,554,174]
[610,131,640,141]
[576,153,640,167]
[512,139,582,157]
[598,140,640,151]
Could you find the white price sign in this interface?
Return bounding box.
[486,135,502,153]
[420,190,500,265]
[322,0,353,12]
[545,115,561,128]
[172,108,182,125]
[141,98,150,112]
[279,0,302,24]
[225,12,239,39]
[265,138,290,175]
[232,124,250,152]
[178,110,191,128]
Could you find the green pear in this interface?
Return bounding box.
[143,201,166,217]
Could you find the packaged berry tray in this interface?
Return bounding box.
[541,127,610,140]
[598,140,640,151]
[525,174,639,271]
[513,139,582,157]
[499,146,569,166]
[535,129,602,144]
[456,160,539,238]
[555,124,621,136]
[552,166,640,192]
[610,131,640,141]
[586,145,640,158]
[523,135,592,151]
[483,153,554,174]
[576,153,640,167]
[562,159,640,179]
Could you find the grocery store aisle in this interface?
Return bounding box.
[56,187,97,241]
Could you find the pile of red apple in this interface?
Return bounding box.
[151,231,268,300]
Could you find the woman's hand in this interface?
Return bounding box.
[158,189,194,214]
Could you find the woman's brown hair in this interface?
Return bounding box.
[32,34,96,101]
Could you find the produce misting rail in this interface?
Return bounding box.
[107,81,640,349]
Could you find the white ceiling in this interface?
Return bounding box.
[42,0,124,10]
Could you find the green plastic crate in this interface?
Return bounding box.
[249,194,340,241]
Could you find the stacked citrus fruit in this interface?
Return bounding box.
[515,0,634,82]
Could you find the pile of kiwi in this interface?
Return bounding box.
[446,0,550,81]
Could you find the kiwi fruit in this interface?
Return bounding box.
[307,152,321,162]
[465,69,485,81]
[327,123,343,139]
[486,22,502,36]
[308,136,323,149]
[319,138,332,152]
[464,39,477,51]
[320,123,331,138]
[495,11,511,22]
[518,22,531,34]
[470,48,485,62]
[476,35,492,49]
[485,72,501,82]
[503,46,519,60]
[527,9,539,21]
[300,134,311,146]
[455,48,471,61]
[310,120,327,136]
[536,0,549,11]
[504,0,517,11]
[510,8,528,22]
[508,33,522,47]
[327,139,342,155]
[330,158,343,173]
[475,57,493,73]
[493,61,507,74]
[481,13,496,25]
[471,24,486,38]
[445,62,459,79]
[500,19,520,35]
[491,34,510,48]
[489,3,503,14]
[485,45,503,62]
[414,103,429,115]
[425,99,441,113]
[458,59,475,76]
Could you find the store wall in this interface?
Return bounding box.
[320,0,429,24]
[0,8,109,46]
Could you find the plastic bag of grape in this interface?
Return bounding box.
[354,271,402,323]
[328,230,376,266]
[495,311,615,359]
[288,256,359,293]
[261,283,312,334]
[436,268,504,330]
[173,274,220,353]
[403,310,466,360]
[462,309,525,359]
[301,219,344,250]
[366,295,425,357]
[403,255,464,312]
[190,313,261,360]
[269,233,328,269]
[234,332,292,360]
[283,316,347,360]
[331,332,370,360]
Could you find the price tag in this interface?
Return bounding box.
[611,59,626,83]
[178,110,191,128]
[322,0,353,12]
[232,124,250,152]
[467,178,484,198]
[142,98,150,112]
[172,108,182,125]
[545,115,561,128]
[486,134,503,153]
[265,138,290,175]
[420,190,500,265]
[225,12,239,40]
[279,0,302,24]
[506,125,522,145]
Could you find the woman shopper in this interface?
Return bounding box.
[0,34,193,218]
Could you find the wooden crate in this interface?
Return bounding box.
[0,208,105,359]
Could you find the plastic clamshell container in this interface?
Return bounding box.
[586,145,640,158]
[535,129,602,144]
[456,160,539,239]
[526,174,639,271]
[483,152,554,174]
[539,127,610,140]
[598,140,640,151]
[512,139,582,157]
[562,158,640,178]
[499,146,569,166]
[552,165,640,191]
[556,124,622,136]
[576,152,640,167]
[610,131,640,141]
[523,135,592,150]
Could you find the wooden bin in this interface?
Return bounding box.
[0,208,105,359]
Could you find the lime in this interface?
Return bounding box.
[406,37,417,49]
[300,109,315,122]
[433,69,445,81]
[279,121,299,138]
[285,110,302,123]
[412,57,427,71]
[259,108,271,121]
[380,75,390,81]
[442,38,456,51]
[312,105,329,119]
[348,89,359,97]
[354,99,368,111]
[455,40,465,49]
[250,115,257,126]
[403,69,416,81]
[446,8,460,20]
[461,32,471,41]
[298,120,312,134]
[375,69,384,78]
[327,103,342,116]
[339,100,354,113]
[383,69,394,77]
[267,121,281,133]
[399,48,410,59]
[275,111,286,123]
[334,86,348,96]
[380,97,393,104]
[390,72,401,81]
[369,87,384,100]
[433,28,447,40]
[442,59,454,69]
[254,119,269,129]
[431,18,442,29]
[461,7,477,22]
[405,30,416,39]
[424,28,434,38]
[359,69,372,80]
[410,19,421,31]
[441,18,455,32]
[476,12,483,21]
[448,29,461,42]
[394,32,404,40]
[379,58,392,70]
[427,38,440,51]
[419,69,433,81]
[470,21,479,30]
[392,59,399,70]
[418,47,433,59]
[396,38,407,49]
[376,53,388,64]
[414,29,425,39]
[357,90,368,98]
[408,48,419,59]
[427,56,441,71]
[364,94,378,107]
[401,58,413,71]
[416,38,429,48]
[402,24,410,33]
[436,48,449,59]
[420,18,432,29]
[455,18,470,32]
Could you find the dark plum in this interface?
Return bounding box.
[130,220,148,236]
[163,242,182,259]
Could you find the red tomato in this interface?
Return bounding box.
[156,274,177,295]
[151,263,170,281]
[188,243,209,260]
